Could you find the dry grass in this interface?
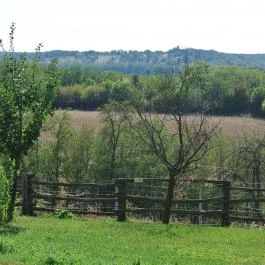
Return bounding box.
[209,115,265,138]
[46,110,265,139]
[38,110,265,141]
[40,110,102,141]
[57,110,102,129]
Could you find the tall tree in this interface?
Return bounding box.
[0,23,58,221]
[127,61,218,224]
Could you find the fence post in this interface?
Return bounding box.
[222,180,231,226]
[115,179,127,221]
[198,185,203,225]
[22,173,34,216]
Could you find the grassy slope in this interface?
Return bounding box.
[0,216,265,265]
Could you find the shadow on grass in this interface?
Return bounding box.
[0,224,25,236]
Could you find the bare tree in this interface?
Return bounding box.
[127,61,218,224]
[100,101,129,180]
[231,131,265,218]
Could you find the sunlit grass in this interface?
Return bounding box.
[0,216,264,265]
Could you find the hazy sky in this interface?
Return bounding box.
[1,0,265,53]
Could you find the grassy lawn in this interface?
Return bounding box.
[0,216,265,265]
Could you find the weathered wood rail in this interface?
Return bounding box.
[19,174,265,226]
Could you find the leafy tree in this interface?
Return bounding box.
[0,23,58,221]
[250,87,265,117]
[63,125,94,183]
[43,112,73,181]
[80,85,110,110]
[22,115,94,183]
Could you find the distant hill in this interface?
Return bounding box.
[2,47,265,74]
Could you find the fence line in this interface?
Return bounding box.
[18,173,265,226]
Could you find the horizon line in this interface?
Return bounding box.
[2,47,265,56]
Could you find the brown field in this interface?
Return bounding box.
[53,110,265,138]
[57,110,103,129]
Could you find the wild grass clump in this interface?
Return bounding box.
[0,240,14,254]
[55,209,73,220]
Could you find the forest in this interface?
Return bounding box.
[2,47,265,73]
[56,62,265,117]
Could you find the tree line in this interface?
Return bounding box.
[56,62,265,117]
[4,47,265,73]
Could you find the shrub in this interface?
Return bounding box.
[55,209,73,219]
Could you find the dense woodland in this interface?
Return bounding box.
[56,62,265,117]
[2,47,265,72]
[2,48,265,117]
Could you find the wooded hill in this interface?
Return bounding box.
[2,47,265,74]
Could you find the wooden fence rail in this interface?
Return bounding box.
[19,174,265,226]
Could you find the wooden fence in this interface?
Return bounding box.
[18,173,265,226]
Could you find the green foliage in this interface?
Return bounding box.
[0,164,10,223]
[25,112,74,181]
[0,23,58,221]
[63,126,94,183]
[205,66,265,116]
[0,239,14,254]
[0,37,58,162]
[23,112,95,182]
[54,63,265,117]
[55,209,73,219]
[4,48,265,117]
[16,48,265,74]
[88,102,166,181]
[22,106,166,182]
[0,23,58,161]
[250,86,265,116]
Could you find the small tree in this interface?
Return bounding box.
[99,101,129,180]
[0,23,58,221]
[128,61,218,224]
[231,131,265,218]
[44,112,73,182]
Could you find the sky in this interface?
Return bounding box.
[1,0,265,54]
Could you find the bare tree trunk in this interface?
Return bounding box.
[254,161,262,219]
[7,157,20,222]
[162,174,175,224]
[110,147,116,180]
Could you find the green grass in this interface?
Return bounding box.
[0,216,265,265]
